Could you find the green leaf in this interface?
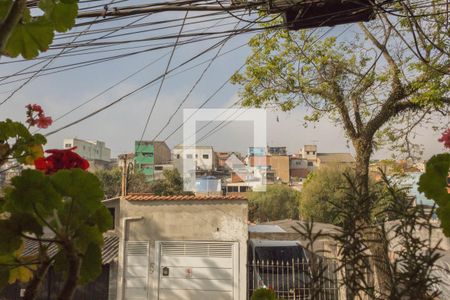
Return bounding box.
[79,243,102,284]
[0,220,22,254]
[74,224,103,253]
[0,0,13,22]
[51,169,104,215]
[39,0,78,33]
[5,169,60,214]
[91,206,113,233]
[418,153,450,236]
[4,18,54,59]
[9,213,43,236]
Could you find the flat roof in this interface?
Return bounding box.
[125,193,246,201]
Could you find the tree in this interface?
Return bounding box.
[231,3,449,295]
[95,168,121,199]
[300,165,400,225]
[95,167,154,198]
[149,169,193,196]
[248,184,299,222]
[300,165,350,225]
[0,0,78,59]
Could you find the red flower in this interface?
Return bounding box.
[34,147,90,174]
[36,116,52,129]
[438,129,450,149]
[26,104,52,129]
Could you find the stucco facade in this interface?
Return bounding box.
[115,194,248,300]
[64,138,111,162]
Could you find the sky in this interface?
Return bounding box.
[0,10,447,160]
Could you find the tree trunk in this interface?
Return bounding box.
[353,138,391,299]
[57,244,80,300]
[23,258,51,300]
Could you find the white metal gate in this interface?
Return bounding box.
[157,241,236,300]
[124,241,149,300]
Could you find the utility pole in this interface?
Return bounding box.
[120,154,128,197]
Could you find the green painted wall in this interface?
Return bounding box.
[135,142,155,180]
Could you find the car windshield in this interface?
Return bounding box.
[254,245,306,262]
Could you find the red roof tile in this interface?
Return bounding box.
[125,193,247,201]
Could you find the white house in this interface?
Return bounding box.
[63,138,111,162]
[172,145,217,172]
[105,193,248,300]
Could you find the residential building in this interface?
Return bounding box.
[269,155,290,183]
[134,141,171,180]
[172,145,217,172]
[216,151,243,171]
[316,152,355,167]
[248,146,266,156]
[289,145,355,184]
[246,146,290,183]
[267,146,287,156]
[106,193,248,300]
[195,175,222,194]
[63,138,111,162]
[63,138,112,171]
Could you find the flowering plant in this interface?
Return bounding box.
[34,147,89,174]
[25,104,52,129]
[438,128,450,149]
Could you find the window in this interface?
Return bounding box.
[312,151,316,155]
[65,143,72,148]
[227,186,239,193]
[202,154,209,159]
[195,154,198,158]
[176,154,180,159]
[306,151,310,155]
[155,166,163,171]
[307,161,314,167]
[143,152,153,158]
[107,208,115,230]
[239,186,248,192]
[186,154,193,159]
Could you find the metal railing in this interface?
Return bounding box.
[248,258,340,300]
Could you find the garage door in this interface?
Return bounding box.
[158,242,236,300]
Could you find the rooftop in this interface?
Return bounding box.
[125,193,246,201]
[316,152,355,163]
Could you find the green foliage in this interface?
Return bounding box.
[1,0,79,59]
[248,184,299,222]
[251,288,279,300]
[418,153,450,236]
[0,168,111,290]
[0,119,46,166]
[232,17,449,157]
[95,167,154,198]
[149,169,192,196]
[300,165,395,225]
[300,165,350,225]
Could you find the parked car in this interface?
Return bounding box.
[248,240,311,299]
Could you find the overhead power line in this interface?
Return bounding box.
[139,11,189,142]
[44,30,243,137]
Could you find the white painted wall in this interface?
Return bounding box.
[63,138,111,162]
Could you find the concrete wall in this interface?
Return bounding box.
[153,142,171,165]
[64,138,111,162]
[172,146,216,171]
[270,155,290,183]
[117,199,248,300]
